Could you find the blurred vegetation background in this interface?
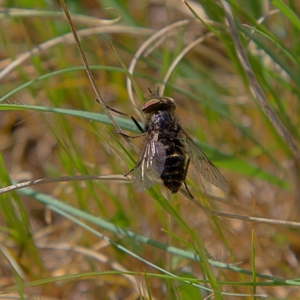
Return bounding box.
[0,0,300,299]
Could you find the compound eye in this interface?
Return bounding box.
[141,98,160,112]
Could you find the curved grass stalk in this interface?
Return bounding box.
[0,25,153,81]
[1,174,298,228]
[181,188,300,228]
[35,242,142,296]
[59,0,141,153]
[15,186,299,290]
[126,19,191,116]
[245,9,280,48]
[50,207,221,295]
[161,32,215,95]
[0,7,121,25]
[0,244,26,280]
[0,174,128,195]
[221,0,300,162]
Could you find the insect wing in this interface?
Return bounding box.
[182,130,229,192]
[132,137,166,192]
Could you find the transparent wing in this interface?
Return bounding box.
[132,137,166,192]
[181,130,229,192]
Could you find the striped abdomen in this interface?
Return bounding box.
[160,138,186,193]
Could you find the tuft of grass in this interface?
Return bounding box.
[0,0,300,298]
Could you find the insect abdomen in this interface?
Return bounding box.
[160,139,186,193]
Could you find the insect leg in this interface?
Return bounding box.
[96,99,144,134]
[105,105,129,116]
[96,98,146,179]
[131,116,144,133]
[183,159,194,198]
[183,181,194,199]
[124,168,134,177]
[118,132,146,139]
[96,99,128,116]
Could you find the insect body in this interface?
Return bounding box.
[131,93,229,194]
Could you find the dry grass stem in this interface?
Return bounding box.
[221,0,300,161]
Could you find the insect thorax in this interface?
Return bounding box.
[145,110,179,133]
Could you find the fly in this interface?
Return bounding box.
[122,88,229,196]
